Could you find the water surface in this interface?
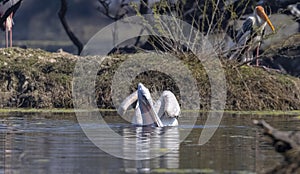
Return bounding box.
[0,111,299,174]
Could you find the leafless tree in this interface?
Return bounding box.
[58,0,299,55]
[58,0,83,55]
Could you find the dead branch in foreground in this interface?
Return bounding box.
[254,120,300,174]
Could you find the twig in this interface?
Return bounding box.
[234,55,263,67]
[97,0,129,20]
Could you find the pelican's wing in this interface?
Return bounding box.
[235,17,253,46]
[117,91,138,116]
[161,90,180,118]
[153,98,162,117]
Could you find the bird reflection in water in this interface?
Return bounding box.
[122,126,179,173]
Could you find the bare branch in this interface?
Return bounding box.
[97,0,131,20]
[58,0,83,55]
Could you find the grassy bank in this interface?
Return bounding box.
[0,47,299,111]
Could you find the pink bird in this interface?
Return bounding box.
[0,0,22,47]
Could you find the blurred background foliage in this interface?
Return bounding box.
[2,0,299,54]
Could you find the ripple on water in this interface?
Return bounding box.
[0,112,298,173]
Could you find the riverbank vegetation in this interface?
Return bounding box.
[0,47,299,111]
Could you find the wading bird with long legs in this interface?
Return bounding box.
[118,83,180,127]
[230,6,275,65]
[0,0,22,47]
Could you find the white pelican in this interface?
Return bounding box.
[230,6,275,65]
[118,83,180,127]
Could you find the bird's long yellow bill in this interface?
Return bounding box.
[265,16,275,32]
[257,6,275,32]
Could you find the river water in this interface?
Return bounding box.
[0,111,299,174]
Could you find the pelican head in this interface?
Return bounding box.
[255,6,275,32]
[137,83,163,127]
[138,83,153,106]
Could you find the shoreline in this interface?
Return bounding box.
[0,108,299,116]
